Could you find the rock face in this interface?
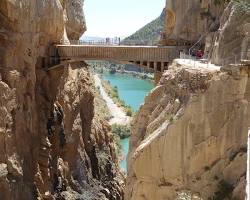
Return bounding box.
[209,2,250,65]
[165,0,250,65]
[0,0,123,199]
[126,1,250,199]
[125,60,249,200]
[65,0,86,40]
[165,0,224,43]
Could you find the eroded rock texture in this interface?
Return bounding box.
[165,0,224,43]
[209,2,250,65]
[165,0,250,65]
[125,60,249,200]
[0,0,123,199]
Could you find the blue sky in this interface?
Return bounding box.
[83,0,165,38]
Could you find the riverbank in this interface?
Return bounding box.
[101,79,134,117]
[111,69,154,82]
[101,73,154,111]
[88,60,154,82]
[94,73,154,172]
[94,74,131,125]
[94,74,131,173]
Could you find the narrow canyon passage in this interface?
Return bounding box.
[93,71,154,172]
[0,0,249,199]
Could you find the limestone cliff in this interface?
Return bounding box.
[125,60,249,200]
[165,0,225,43]
[0,0,123,199]
[126,1,250,199]
[209,2,250,65]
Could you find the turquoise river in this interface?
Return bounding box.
[101,73,154,172]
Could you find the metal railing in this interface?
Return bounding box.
[59,39,192,47]
[188,34,207,56]
[60,38,122,46]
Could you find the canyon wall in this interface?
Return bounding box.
[165,0,224,43]
[126,1,250,199]
[125,60,249,200]
[209,2,250,65]
[0,0,123,199]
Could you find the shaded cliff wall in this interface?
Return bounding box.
[0,0,123,199]
[209,2,250,65]
[125,60,249,200]
[165,0,224,43]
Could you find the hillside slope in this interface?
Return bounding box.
[121,9,165,46]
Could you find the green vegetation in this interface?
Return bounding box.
[233,0,250,15]
[122,9,165,46]
[125,106,133,117]
[112,132,122,157]
[111,124,131,158]
[213,0,250,9]
[109,85,119,99]
[111,124,131,159]
[111,124,131,139]
[102,79,135,116]
[59,0,65,7]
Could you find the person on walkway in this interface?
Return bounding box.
[196,50,204,59]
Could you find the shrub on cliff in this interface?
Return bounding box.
[111,124,131,139]
[233,0,250,15]
[125,106,133,117]
[214,0,250,8]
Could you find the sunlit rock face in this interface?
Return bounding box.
[125,1,250,199]
[209,2,250,65]
[65,0,86,40]
[0,0,124,199]
[125,60,249,200]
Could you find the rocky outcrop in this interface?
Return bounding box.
[125,60,249,200]
[0,0,123,199]
[65,0,86,40]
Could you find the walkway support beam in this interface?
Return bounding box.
[55,45,182,66]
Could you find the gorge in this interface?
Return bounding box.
[0,0,250,200]
[100,72,154,172]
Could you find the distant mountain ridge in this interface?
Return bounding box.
[121,9,165,46]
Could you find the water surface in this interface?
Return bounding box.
[101,73,154,172]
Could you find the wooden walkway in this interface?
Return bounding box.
[52,44,185,72]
